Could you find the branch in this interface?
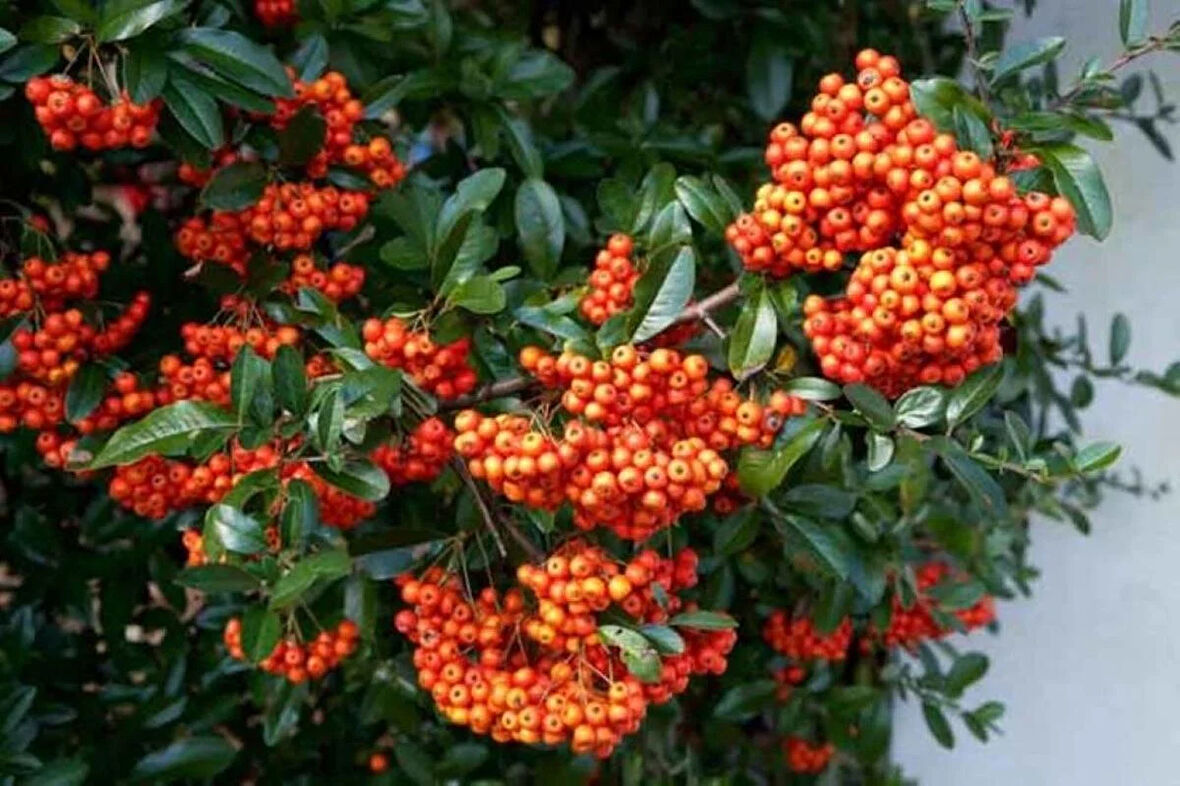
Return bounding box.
[451,457,544,561]
[442,279,744,409]
[957,2,992,106]
[1050,34,1173,111]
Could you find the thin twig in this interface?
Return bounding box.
[1050,35,1173,111]
[957,1,992,106]
[451,457,507,558]
[669,281,741,325]
[443,376,536,410]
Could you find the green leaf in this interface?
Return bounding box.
[867,433,894,471]
[894,386,946,428]
[130,736,236,782]
[634,163,677,235]
[277,105,328,167]
[239,607,282,663]
[1035,142,1113,239]
[945,653,989,697]
[19,16,81,44]
[450,275,507,315]
[1119,0,1149,46]
[514,179,565,279]
[290,33,329,82]
[1075,441,1121,473]
[737,418,825,496]
[782,376,842,401]
[0,29,15,56]
[597,178,639,233]
[780,514,857,580]
[24,759,88,786]
[499,49,574,100]
[270,548,351,609]
[281,479,317,546]
[97,0,184,43]
[728,286,777,380]
[928,436,1009,518]
[668,610,738,629]
[922,702,955,749]
[179,28,294,97]
[598,625,661,683]
[713,507,759,555]
[230,346,273,426]
[311,459,390,502]
[638,624,685,655]
[843,384,896,430]
[200,161,267,211]
[745,34,793,121]
[908,77,990,133]
[437,743,490,778]
[713,680,776,722]
[629,246,696,343]
[1109,313,1131,364]
[0,44,58,82]
[174,564,262,593]
[516,305,592,343]
[945,364,1003,428]
[952,104,994,159]
[990,36,1066,85]
[89,401,237,468]
[273,345,308,416]
[496,108,544,178]
[206,504,267,555]
[163,75,225,150]
[674,176,729,237]
[65,364,106,422]
[124,45,168,104]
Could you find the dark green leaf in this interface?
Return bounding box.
[844,384,896,430]
[0,44,58,82]
[629,246,695,343]
[124,45,168,104]
[290,33,329,82]
[240,607,282,663]
[738,418,825,496]
[782,376,842,401]
[909,77,990,133]
[990,37,1066,85]
[668,610,738,629]
[277,105,328,166]
[24,759,88,786]
[894,386,946,428]
[922,702,955,749]
[1036,142,1113,240]
[713,507,759,555]
[929,436,1009,517]
[273,345,308,416]
[97,0,185,43]
[311,459,391,502]
[174,564,262,593]
[1110,313,1131,364]
[207,504,267,554]
[514,179,565,279]
[130,736,236,782]
[746,34,793,121]
[713,680,776,721]
[674,175,729,236]
[638,624,685,655]
[163,76,225,150]
[230,346,273,426]
[89,401,237,468]
[200,161,267,211]
[179,28,294,97]
[19,16,81,44]
[727,286,777,380]
[450,275,507,314]
[946,364,1003,428]
[945,653,989,696]
[65,364,106,422]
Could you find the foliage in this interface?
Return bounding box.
[0,1,1177,785]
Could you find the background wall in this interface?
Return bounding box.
[892,2,1180,783]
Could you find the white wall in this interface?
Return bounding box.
[892,2,1180,783]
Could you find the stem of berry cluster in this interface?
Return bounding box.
[441,279,744,410]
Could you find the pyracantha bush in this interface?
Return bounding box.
[0,1,1177,785]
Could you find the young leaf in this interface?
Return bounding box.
[514,179,564,280]
[989,37,1066,85]
[629,246,696,343]
[200,161,267,211]
[727,286,777,380]
[89,401,237,468]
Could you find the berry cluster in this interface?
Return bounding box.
[772,664,806,702]
[281,254,365,302]
[454,346,805,539]
[371,417,455,485]
[224,618,359,683]
[361,317,479,399]
[394,545,733,758]
[868,562,996,650]
[763,609,853,662]
[25,76,160,151]
[254,0,297,26]
[178,321,301,363]
[726,49,1077,396]
[579,234,640,325]
[1,251,110,317]
[784,737,835,774]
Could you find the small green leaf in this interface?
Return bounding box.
[174,564,262,593]
[206,504,267,555]
[638,624,686,655]
[598,625,661,683]
[130,736,236,782]
[894,386,946,428]
[990,36,1066,85]
[450,275,507,315]
[668,610,739,629]
[65,364,106,422]
[1119,0,1148,46]
[843,384,896,430]
[928,436,1008,517]
[782,376,842,401]
[514,179,565,280]
[230,346,273,426]
[200,161,267,211]
[277,105,328,166]
[674,175,729,237]
[946,364,1003,428]
[867,433,894,471]
[922,702,955,749]
[1075,441,1121,473]
[713,680,776,722]
[629,245,696,343]
[737,418,824,496]
[1109,313,1131,364]
[311,459,390,502]
[945,652,989,696]
[727,286,777,380]
[269,548,351,609]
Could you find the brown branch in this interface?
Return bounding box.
[957,1,992,106]
[451,457,545,561]
[443,279,743,410]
